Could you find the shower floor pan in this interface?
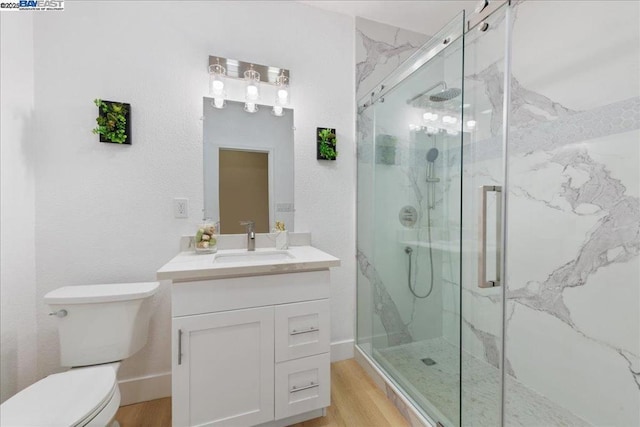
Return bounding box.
[375,338,591,427]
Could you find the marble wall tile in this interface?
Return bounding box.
[356,17,429,102]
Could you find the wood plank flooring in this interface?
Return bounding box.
[115,359,409,427]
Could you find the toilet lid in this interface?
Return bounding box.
[0,366,116,427]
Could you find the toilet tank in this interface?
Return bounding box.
[44,282,160,367]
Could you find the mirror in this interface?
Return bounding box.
[203,98,294,234]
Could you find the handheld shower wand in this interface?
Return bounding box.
[426,147,440,211]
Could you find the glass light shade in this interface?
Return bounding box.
[209,63,226,97]
[272,106,284,116]
[275,73,290,106]
[212,98,225,109]
[244,102,258,113]
[244,67,261,102]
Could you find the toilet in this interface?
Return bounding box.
[0,281,159,427]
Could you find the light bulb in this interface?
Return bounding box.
[272,106,284,116]
[277,89,288,100]
[467,120,477,129]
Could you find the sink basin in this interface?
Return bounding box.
[213,250,294,264]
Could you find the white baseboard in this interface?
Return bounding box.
[118,371,171,406]
[330,339,354,362]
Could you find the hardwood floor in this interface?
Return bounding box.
[115,395,172,427]
[115,359,409,427]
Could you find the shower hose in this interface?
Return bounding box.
[406,206,434,299]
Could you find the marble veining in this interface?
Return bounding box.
[357,249,413,346]
[509,149,639,328]
[356,17,428,101]
[356,29,421,96]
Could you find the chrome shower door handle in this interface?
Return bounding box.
[478,185,502,288]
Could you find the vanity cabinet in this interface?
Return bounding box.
[170,270,332,427]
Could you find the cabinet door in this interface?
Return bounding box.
[172,307,274,427]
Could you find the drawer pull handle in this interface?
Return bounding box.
[290,326,318,336]
[290,382,319,393]
[178,329,183,365]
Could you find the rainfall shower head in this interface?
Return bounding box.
[429,87,462,102]
[426,148,439,163]
[408,81,461,107]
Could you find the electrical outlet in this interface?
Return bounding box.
[174,198,188,218]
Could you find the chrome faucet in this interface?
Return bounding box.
[240,221,256,251]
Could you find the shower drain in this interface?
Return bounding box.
[421,357,437,366]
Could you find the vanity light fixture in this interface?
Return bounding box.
[208,56,290,115]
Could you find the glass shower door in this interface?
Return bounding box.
[459,3,510,426]
[361,12,466,426]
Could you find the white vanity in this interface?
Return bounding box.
[157,235,340,427]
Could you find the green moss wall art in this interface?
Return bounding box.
[317,127,337,160]
[92,99,131,144]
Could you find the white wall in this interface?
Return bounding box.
[0,12,39,402]
[25,0,355,399]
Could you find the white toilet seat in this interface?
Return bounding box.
[0,365,119,427]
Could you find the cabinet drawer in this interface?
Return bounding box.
[275,353,330,420]
[275,299,330,362]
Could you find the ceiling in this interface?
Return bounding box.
[299,1,478,35]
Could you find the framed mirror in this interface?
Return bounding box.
[203,99,294,234]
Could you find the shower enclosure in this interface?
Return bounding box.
[356,2,640,426]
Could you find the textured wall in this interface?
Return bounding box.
[0,12,39,402]
[28,0,354,390]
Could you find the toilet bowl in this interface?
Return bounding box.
[0,281,159,426]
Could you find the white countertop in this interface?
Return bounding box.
[157,246,341,282]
